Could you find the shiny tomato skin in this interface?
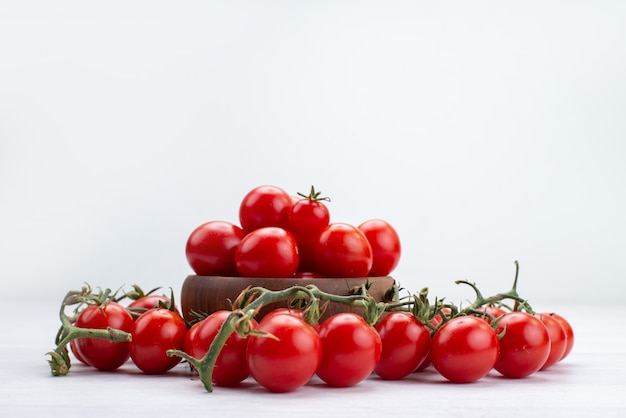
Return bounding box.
[246,314,322,393]
[185,220,246,276]
[549,313,574,360]
[239,185,293,233]
[129,308,187,374]
[235,227,299,277]
[74,302,134,371]
[70,338,89,365]
[185,310,257,387]
[430,315,499,383]
[289,197,330,241]
[316,313,382,387]
[289,197,330,272]
[315,223,373,278]
[494,312,550,378]
[534,313,567,370]
[357,219,401,276]
[374,312,430,380]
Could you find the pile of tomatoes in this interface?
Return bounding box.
[52,184,575,395]
[185,185,401,278]
[62,283,574,394]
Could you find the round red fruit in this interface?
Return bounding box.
[239,185,293,233]
[186,221,245,276]
[235,227,299,277]
[74,302,134,371]
[358,219,401,276]
[315,223,373,278]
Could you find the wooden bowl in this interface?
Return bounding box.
[180,275,396,323]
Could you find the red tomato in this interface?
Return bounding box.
[239,185,293,233]
[185,311,257,387]
[185,220,246,276]
[315,223,373,278]
[74,302,134,371]
[534,312,567,370]
[289,189,330,240]
[235,227,299,277]
[357,219,401,276]
[246,313,322,392]
[549,313,574,361]
[430,315,499,383]
[374,312,430,380]
[494,312,550,378]
[316,313,382,387]
[128,308,188,374]
[289,189,330,272]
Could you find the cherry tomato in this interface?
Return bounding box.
[549,312,574,360]
[289,188,331,272]
[358,219,401,276]
[239,185,293,233]
[246,313,322,392]
[316,313,382,387]
[185,310,257,387]
[128,308,188,374]
[374,312,430,380]
[74,302,134,371]
[185,220,246,276]
[315,223,373,278]
[430,315,499,383]
[494,312,550,378]
[534,312,567,370]
[235,227,299,277]
[289,189,330,241]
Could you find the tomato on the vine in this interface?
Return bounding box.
[374,312,430,380]
[185,310,257,387]
[315,223,373,278]
[534,312,567,371]
[494,312,550,378]
[185,220,245,276]
[235,227,299,277]
[430,315,499,383]
[358,219,401,276]
[74,302,134,371]
[316,313,382,387]
[239,185,293,233]
[246,313,321,393]
[128,308,187,374]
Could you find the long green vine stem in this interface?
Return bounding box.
[167,284,383,393]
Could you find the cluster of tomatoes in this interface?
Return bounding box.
[185,185,401,278]
[69,292,187,374]
[423,305,574,383]
[56,183,575,394]
[66,288,574,393]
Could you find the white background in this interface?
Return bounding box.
[2,0,625,308]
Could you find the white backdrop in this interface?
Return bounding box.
[1,1,625,307]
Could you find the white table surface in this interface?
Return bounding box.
[2,299,625,418]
